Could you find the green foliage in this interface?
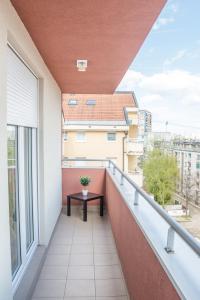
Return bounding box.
[143,149,179,206]
[80,176,91,186]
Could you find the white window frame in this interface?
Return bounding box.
[11,126,38,293]
[76,132,86,142]
[107,132,116,141]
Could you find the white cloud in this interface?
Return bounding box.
[117,69,200,137]
[169,3,178,13]
[153,1,178,31]
[153,17,174,30]
[140,94,164,104]
[163,49,187,67]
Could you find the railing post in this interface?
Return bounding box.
[134,190,139,205]
[165,227,175,253]
[113,166,116,175]
[120,174,124,185]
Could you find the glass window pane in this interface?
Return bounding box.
[86,99,96,105]
[68,99,78,105]
[107,132,116,141]
[7,126,21,277]
[24,128,34,252]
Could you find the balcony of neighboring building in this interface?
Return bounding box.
[126,138,144,155]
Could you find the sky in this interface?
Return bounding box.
[117,0,200,138]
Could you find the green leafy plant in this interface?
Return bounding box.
[143,149,179,206]
[80,176,91,187]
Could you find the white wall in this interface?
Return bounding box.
[0,1,62,298]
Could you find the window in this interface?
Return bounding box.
[76,132,86,142]
[24,127,34,252]
[7,126,38,282]
[107,132,116,141]
[68,99,78,105]
[196,162,200,169]
[86,99,96,105]
[7,126,21,277]
[63,132,68,141]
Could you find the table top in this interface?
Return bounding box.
[68,192,104,201]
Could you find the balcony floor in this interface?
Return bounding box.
[32,206,129,300]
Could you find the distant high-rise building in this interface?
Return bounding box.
[138,110,152,139]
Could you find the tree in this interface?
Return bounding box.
[183,164,195,216]
[143,149,179,206]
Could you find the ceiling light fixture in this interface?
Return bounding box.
[76,59,87,72]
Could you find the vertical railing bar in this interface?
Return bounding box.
[120,174,124,185]
[113,165,116,175]
[165,227,175,253]
[134,189,139,205]
[108,160,111,168]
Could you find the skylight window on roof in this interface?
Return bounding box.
[68,99,78,105]
[86,99,96,105]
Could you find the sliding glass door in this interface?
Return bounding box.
[7,125,38,284]
[24,127,34,252]
[7,126,21,277]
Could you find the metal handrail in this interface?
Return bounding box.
[62,158,200,256]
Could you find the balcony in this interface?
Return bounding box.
[126,138,144,155]
[30,159,200,299]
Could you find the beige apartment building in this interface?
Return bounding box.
[62,93,143,186]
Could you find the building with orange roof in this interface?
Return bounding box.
[62,92,144,186]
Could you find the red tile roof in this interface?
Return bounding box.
[62,93,136,121]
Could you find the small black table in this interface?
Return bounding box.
[67,192,104,221]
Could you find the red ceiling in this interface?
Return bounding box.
[11,0,166,94]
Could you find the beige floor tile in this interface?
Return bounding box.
[73,236,93,244]
[94,253,119,266]
[48,244,71,255]
[95,265,122,279]
[93,237,115,245]
[65,280,95,297]
[95,279,127,297]
[94,244,117,254]
[32,298,62,300]
[69,254,94,266]
[71,244,93,254]
[40,265,68,280]
[32,279,65,298]
[51,236,73,245]
[68,266,94,279]
[96,297,128,300]
[64,298,95,300]
[44,254,70,266]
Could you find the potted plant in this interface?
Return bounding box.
[80,176,91,196]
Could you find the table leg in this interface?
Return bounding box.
[100,196,104,216]
[83,201,87,221]
[67,196,71,216]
